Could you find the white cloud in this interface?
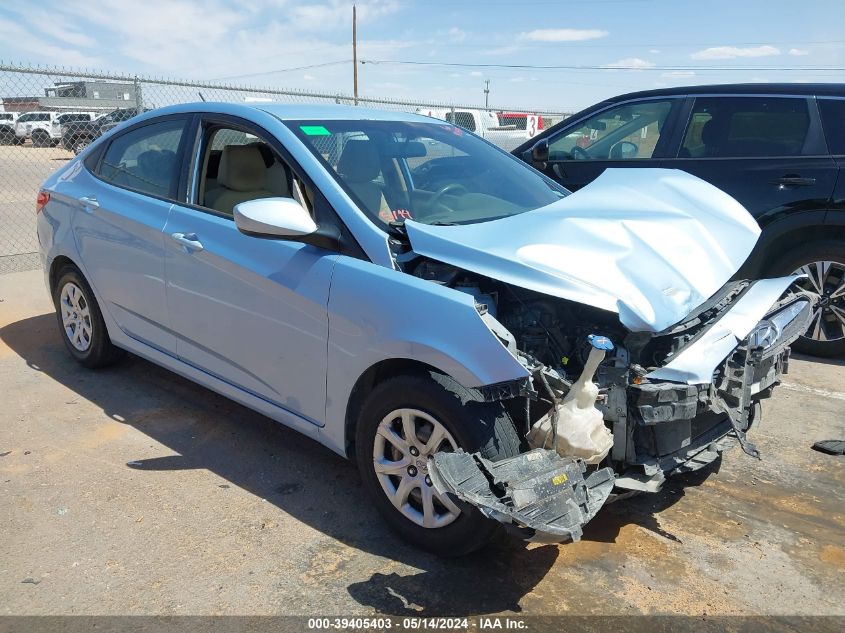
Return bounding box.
[519,28,608,42]
[603,57,656,69]
[789,48,809,56]
[691,45,780,60]
[303,74,316,81]
[470,71,483,77]
[0,16,103,68]
[291,0,400,31]
[661,70,695,78]
[649,49,660,54]
[447,27,466,42]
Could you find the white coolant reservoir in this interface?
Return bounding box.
[527,335,615,464]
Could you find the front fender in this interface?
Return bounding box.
[322,255,529,456]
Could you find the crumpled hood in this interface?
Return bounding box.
[404,168,761,332]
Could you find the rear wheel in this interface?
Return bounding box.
[769,241,845,358]
[356,372,522,556]
[31,129,52,148]
[53,266,125,368]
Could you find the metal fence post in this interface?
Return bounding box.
[134,75,143,112]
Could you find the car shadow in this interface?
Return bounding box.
[791,352,845,368]
[0,312,715,616]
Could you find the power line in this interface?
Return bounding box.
[361,59,845,72]
[210,60,351,81]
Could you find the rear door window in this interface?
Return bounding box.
[97,118,187,198]
[819,98,845,155]
[680,97,810,158]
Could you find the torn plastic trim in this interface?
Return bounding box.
[429,448,615,543]
[645,276,809,384]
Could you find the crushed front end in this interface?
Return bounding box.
[423,266,815,542]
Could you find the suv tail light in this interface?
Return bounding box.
[36,190,50,214]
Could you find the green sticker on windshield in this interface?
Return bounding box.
[300,125,331,136]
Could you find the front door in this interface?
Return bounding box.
[164,118,336,426]
[539,97,684,190]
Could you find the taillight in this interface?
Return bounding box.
[36,190,50,214]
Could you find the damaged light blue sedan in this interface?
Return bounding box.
[37,103,815,555]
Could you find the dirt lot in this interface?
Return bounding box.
[0,268,844,617]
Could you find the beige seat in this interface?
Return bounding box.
[336,140,390,216]
[205,145,274,215]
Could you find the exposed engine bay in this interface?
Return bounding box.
[404,254,816,542]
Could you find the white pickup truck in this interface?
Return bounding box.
[415,108,543,152]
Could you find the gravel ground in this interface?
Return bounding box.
[1,268,844,617]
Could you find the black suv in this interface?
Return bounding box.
[516,84,845,357]
[61,107,144,155]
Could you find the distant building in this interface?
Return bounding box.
[41,80,138,112]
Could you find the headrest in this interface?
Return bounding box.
[137,149,175,192]
[218,145,267,192]
[337,139,381,182]
[701,116,729,147]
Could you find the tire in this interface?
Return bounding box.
[52,266,125,368]
[0,129,14,145]
[31,129,51,148]
[355,371,522,556]
[768,240,845,358]
[72,137,91,155]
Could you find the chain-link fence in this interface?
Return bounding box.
[0,61,571,273]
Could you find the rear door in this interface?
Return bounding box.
[537,97,684,190]
[72,115,190,353]
[664,95,837,223]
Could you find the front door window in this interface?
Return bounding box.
[549,100,673,161]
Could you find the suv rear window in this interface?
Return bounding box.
[681,97,810,158]
[819,99,845,155]
[445,111,476,132]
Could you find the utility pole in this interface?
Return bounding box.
[352,4,359,105]
[484,79,490,109]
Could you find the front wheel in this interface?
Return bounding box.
[31,129,52,148]
[53,266,125,368]
[356,372,522,556]
[769,240,845,358]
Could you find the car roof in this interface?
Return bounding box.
[603,83,845,103]
[138,102,438,124]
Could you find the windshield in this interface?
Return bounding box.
[286,119,567,227]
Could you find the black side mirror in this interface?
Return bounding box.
[531,138,549,165]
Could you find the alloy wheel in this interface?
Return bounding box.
[791,260,845,342]
[60,282,93,352]
[372,408,461,528]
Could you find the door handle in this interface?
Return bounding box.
[77,195,99,212]
[773,175,816,188]
[170,232,204,252]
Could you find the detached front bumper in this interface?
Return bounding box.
[429,279,815,543]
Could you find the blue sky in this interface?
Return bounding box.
[1,0,844,111]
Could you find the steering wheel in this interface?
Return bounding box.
[570,145,591,160]
[429,183,468,213]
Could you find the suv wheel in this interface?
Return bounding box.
[356,372,522,556]
[31,129,52,148]
[72,137,92,155]
[53,266,125,368]
[771,241,845,358]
